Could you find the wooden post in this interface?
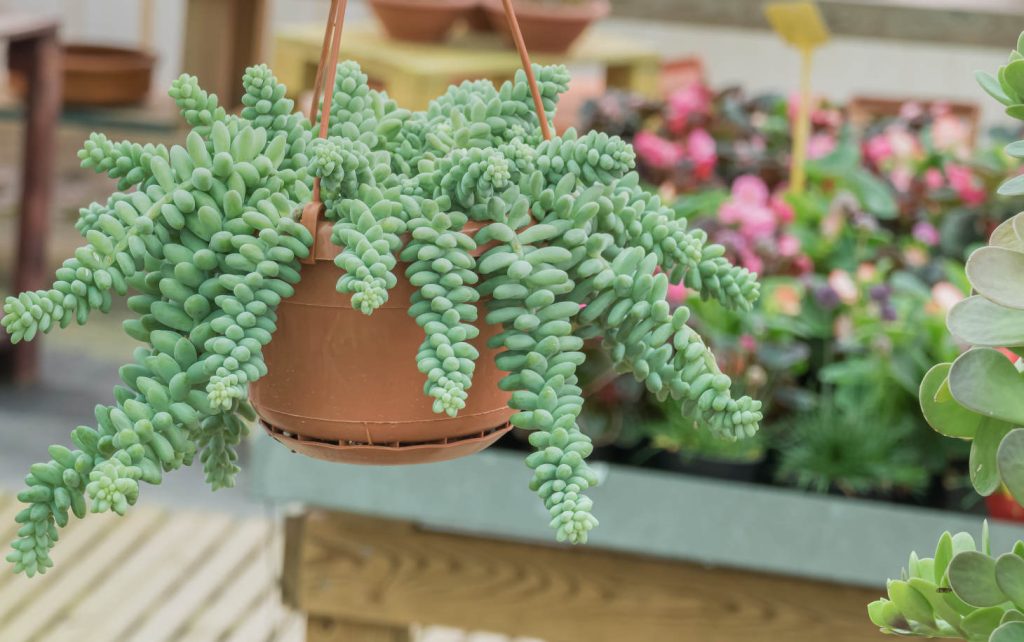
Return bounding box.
[8,22,61,384]
[283,509,881,642]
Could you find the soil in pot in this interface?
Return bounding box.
[8,43,154,107]
[482,0,611,54]
[249,219,514,465]
[370,0,476,43]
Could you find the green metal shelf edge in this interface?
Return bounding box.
[250,431,1024,589]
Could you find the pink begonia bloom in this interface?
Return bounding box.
[786,92,842,128]
[739,334,758,353]
[924,167,945,190]
[666,83,710,135]
[666,282,688,306]
[931,113,970,157]
[738,249,764,275]
[946,163,986,206]
[732,174,770,205]
[864,135,893,166]
[770,195,795,224]
[856,262,877,283]
[685,128,717,180]
[889,166,913,193]
[633,131,684,169]
[930,281,964,314]
[807,133,836,159]
[912,221,941,246]
[773,284,803,316]
[899,101,925,120]
[794,254,814,274]
[777,233,801,257]
[828,269,859,305]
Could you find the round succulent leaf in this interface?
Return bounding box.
[963,606,1010,640]
[909,577,968,632]
[920,363,987,439]
[949,551,1006,607]
[998,429,1024,506]
[993,621,1024,642]
[949,348,1024,425]
[967,247,1024,308]
[867,599,905,631]
[1004,61,1024,104]
[949,296,1024,348]
[979,70,1015,106]
[935,532,955,584]
[991,215,1024,252]
[1004,610,1024,625]
[1007,141,1024,159]
[1001,174,1024,197]
[888,579,937,628]
[996,553,1024,611]
[972,420,1015,496]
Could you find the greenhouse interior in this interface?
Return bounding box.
[2,0,1024,641]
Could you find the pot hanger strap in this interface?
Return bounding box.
[300,0,551,264]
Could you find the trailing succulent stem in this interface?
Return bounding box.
[3,59,761,574]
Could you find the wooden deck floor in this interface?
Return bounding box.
[0,493,540,642]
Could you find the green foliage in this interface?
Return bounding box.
[3,60,762,572]
[871,526,1024,642]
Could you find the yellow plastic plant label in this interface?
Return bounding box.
[764,1,830,50]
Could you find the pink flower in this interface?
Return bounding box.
[794,254,814,274]
[777,233,801,257]
[889,167,913,193]
[946,163,986,206]
[770,195,795,224]
[807,133,836,159]
[856,262,877,283]
[772,284,803,316]
[930,281,964,314]
[899,101,924,120]
[739,334,758,353]
[903,245,929,267]
[828,269,859,305]
[787,92,842,128]
[732,174,770,205]
[666,83,710,135]
[912,221,940,246]
[685,128,717,180]
[666,282,689,306]
[932,112,970,157]
[924,167,945,190]
[864,134,893,166]
[633,132,684,170]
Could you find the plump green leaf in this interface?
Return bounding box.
[950,551,1006,607]
[979,70,1015,106]
[888,579,936,627]
[973,420,1016,496]
[949,297,1024,347]
[998,429,1024,505]
[1004,61,1024,103]
[991,215,1024,252]
[950,348,1024,425]
[968,247,1024,308]
[936,532,955,583]
[920,363,987,439]
[1001,174,1024,196]
[997,553,1024,611]
[993,621,1024,642]
[1006,140,1024,159]
[963,606,1008,639]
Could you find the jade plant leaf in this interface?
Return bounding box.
[888,580,937,628]
[1003,60,1024,102]
[1007,141,1024,159]
[948,297,1024,348]
[993,621,1024,642]
[966,247,1024,308]
[920,363,988,439]
[991,215,1024,252]
[949,551,1006,607]
[1000,174,1024,196]
[963,606,1008,639]
[949,348,1024,425]
[996,553,1024,611]
[998,429,1024,505]
[972,420,1015,496]
[978,70,1015,106]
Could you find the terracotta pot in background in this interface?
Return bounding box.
[7,43,154,107]
[482,0,611,54]
[465,3,496,32]
[369,0,476,43]
[985,489,1024,523]
[249,220,514,465]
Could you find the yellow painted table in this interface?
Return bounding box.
[272,25,661,109]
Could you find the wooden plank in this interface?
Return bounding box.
[221,587,304,642]
[36,511,223,642]
[176,527,281,642]
[69,512,236,642]
[124,518,271,642]
[287,510,881,642]
[0,508,165,642]
[0,510,115,627]
[307,616,412,642]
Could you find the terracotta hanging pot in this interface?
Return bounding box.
[249,219,514,465]
[482,0,610,54]
[369,0,477,43]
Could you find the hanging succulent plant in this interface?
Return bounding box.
[2,61,761,576]
[870,32,1024,642]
